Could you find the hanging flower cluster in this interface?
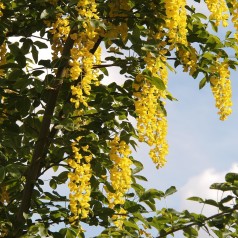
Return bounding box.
[106,136,132,228]
[164,0,187,46]
[0,43,7,124]
[0,43,7,77]
[133,53,169,168]
[107,136,132,206]
[205,0,229,26]
[105,0,131,44]
[0,2,5,17]
[230,0,238,40]
[0,185,9,205]
[70,0,101,108]
[48,15,70,60]
[68,137,93,222]
[177,45,198,76]
[210,60,232,121]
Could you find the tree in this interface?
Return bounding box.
[0,0,238,237]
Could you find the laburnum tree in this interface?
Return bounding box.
[0,0,238,237]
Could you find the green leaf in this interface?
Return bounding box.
[199,77,207,89]
[132,160,144,174]
[225,31,232,39]
[204,199,218,207]
[8,69,24,81]
[9,44,26,68]
[55,171,68,184]
[32,45,39,63]
[21,39,32,54]
[0,63,19,69]
[164,186,177,197]
[38,59,51,68]
[225,173,238,184]
[13,77,31,90]
[210,182,237,191]
[210,21,218,32]
[220,195,234,204]
[183,226,198,237]
[187,196,204,203]
[123,220,139,230]
[193,13,207,20]
[32,70,45,77]
[6,164,21,178]
[59,228,78,238]
[150,76,166,90]
[134,175,148,182]
[143,200,156,211]
[50,179,57,190]
[140,189,164,201]
[15,96,31,116]
[34,41,48,49]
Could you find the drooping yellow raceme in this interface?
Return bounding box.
[230,0,238,40]
[49,15,70,60]
[104,0,131,44]
[68,137,93,222]
[0,185,9,205]
[177,45,198,76]
[133,53,169,168]
[70,0,101,108]
[106,136,132,228]
[0,43,7,77]
[107,136,132,207]
[205,0,229,26]
[210,60,232,121]
[0,2,5,17]
[164,0,188,46]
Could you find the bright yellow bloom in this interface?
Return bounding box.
[134,53,169,168]
[69,0,101,109]
[164,0,187,46]
[230,0,238,40]
[68,138,93,222]
[177,45,198,75]
[0,2,5,17]
[106,136,132,228]
[210,60,232,120]
[49,15,70,60]
[0,43,6,76]
[205,0,229,26]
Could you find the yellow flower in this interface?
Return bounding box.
[68,138,93,222]
[134,53,169,168]
[205,0,229,26]
[106,136,132,227]
[164,0,187,46]
[210,60,232,120]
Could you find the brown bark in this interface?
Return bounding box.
[14,28,76,236]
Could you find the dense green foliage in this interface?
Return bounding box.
[0,0,238,237]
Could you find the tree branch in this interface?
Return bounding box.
[13,31,104,237]
[156,205,238,238]
[14,27,77,235]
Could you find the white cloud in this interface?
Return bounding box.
[179,163,238,215]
